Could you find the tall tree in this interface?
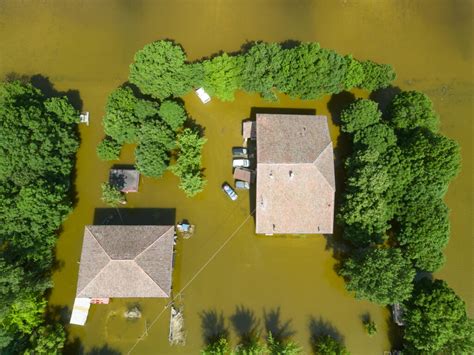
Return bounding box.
[339,247,415,305]
[403,279,474,353]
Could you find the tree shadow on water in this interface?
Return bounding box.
[308,316,345,346]
[63,338,121,355]
[263,307,295,341]
[200,309,229,345]
[29,74,83,111]
[230,305,260,344]
[369,86,401,119]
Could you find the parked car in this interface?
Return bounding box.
[232,147,248,158]
[222,183,238,201]
[235,180,250,190]
[232,159,250,168]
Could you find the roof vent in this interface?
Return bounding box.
[269,170,274,179]
[272,224,276,231]
[289,170,294,178]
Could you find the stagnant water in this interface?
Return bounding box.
[0,1,472,354]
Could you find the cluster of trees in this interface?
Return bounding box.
[200,331,351,355]
[129,40,395,102]
[336,91,472,352]
[0,81,79,353]
[97,86,206,197]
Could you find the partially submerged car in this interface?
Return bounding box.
[235,180,250,190]
[222,183,238,200]
[232,159,250,168]
[232,147,248,158]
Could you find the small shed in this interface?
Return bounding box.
[233,168,255,183]
[109,169,140,193]
[242,121,256,140]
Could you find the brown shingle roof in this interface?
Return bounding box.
[256,114,335,234]
[76,225,174,298]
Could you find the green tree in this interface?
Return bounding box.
[363,320,377,337]
[266,332,301,355]
[203,53,244,101]
[0,80,78,353]
[241,42,283,100]
[389,91,439,132]
[312,335,349,355]
[403,278,474,354]
[158,100,187,131]
[129,40,201,99]
[343,55,364,89]
[101,182,125,207]
[139,120,177,151]
[96,136,121,161]
[353,123,397,154]
[135,142,170,178]
[102,86,159,144]
[358,60,396,91]
[201,337,231,355]
[340,99,382,133]
[170,128,207,197]
[339,247,415,305]
[25,324,66,355]
[396,198,450,272]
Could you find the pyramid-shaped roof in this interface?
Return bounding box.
[256,114,335,234]
[76,225,174,298]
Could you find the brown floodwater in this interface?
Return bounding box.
[0,1,472,354]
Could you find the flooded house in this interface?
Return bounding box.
[255,113,335,235]
[70,225,174,325]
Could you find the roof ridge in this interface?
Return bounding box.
[86,225,113,259]
[132,260,168,296]
[77,259,111,297]
[312,142,336,192]
[133,226,174,261]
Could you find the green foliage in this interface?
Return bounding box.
[129,40,201,99]
[266,333,301,355]
[396,199,449,272]
[170,128,207,197]
[403,279,474,354]
[25,323,66,355]
[353,123,397,154]
[203,53,244,101]
[235,335,267,355]
[343,56,364,89]
[358,60,396,91]
[135,142,170,178]
[102,86,159,144]
[201,337,231,355]
[389,91,439,131]
[340,99,382,133]
[339,248,415,305]
[96,136,121,161]
[363,320,377,337]
[312,335,349,355]
[400,128,461,202]
[139,120,176,151]
[0,81,77,353]
[158,100,187,131]
[101,182,125,207]
[241,42,283,100]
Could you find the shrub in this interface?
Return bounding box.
[96,136,121,161]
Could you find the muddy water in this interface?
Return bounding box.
[0,1,472,354]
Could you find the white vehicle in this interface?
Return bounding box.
[235,180,250,190]
[195,87,211,104]
[79,112,89,126]
[232,159,250,168]
[222,183,238,201]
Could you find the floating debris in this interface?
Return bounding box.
[169,305,186,345]
[124,306,142,320]
[176,222,195,239]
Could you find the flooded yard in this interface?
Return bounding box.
[0,1,472,354]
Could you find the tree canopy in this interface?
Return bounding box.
[129,40,202,100]
[403,279,473,354]
[339,247,415,305]
[0,80,79,353]
[312,335,350,355]
[389,90,439,131]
